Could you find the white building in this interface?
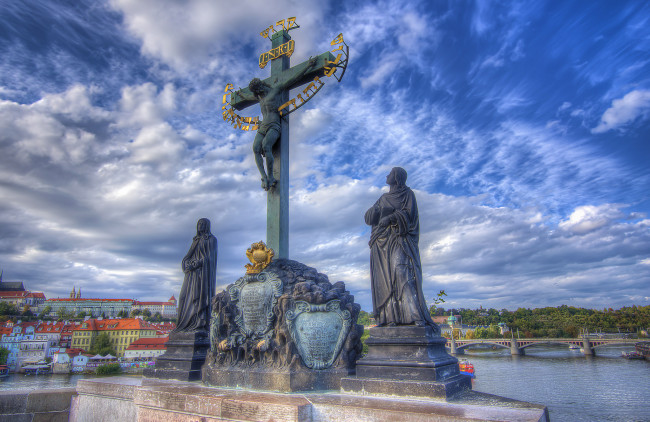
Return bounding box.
[124,337,168,360]
[131,296,177,318]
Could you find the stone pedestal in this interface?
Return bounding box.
[202,365,352,392]
[143,330,209,381]
[341,325,471,399]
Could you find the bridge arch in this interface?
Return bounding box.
[519,341,574,350]
[455,342,510,351]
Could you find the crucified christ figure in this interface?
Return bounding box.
[247,57,317,191]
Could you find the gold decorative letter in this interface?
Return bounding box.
[331,33,344,45]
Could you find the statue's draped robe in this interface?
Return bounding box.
[365,186,434,326]
[176,232,217,332]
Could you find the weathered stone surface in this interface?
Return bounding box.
[25,388,78,413]
[202,365,351,392]
[76,376,142,399]
[356,325,459,381]
[69,393,138,422]
[340,376,471,400]
[286,300,351,369]
[343,325,471,399]
[229,272,282,339]
[0,388,77,422]
[309,391,549,422]
[204,259,363,391]
[144,330,210,381]
[70,378,549,422]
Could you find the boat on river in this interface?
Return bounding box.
[0,365,8,378]
[459,360,475,377]
[635,341,650,359]
[621,351,644,359]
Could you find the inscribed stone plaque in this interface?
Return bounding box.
[228,272,282,339]
[286,300,351,369]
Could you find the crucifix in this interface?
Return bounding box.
[222,18,348,260]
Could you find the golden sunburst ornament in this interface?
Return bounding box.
[245,241,274,274]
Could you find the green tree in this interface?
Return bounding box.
[360,329,369,355]
[40,305,52,318]
[96,362,121,375]
[130,309,142,317]
[0,347,9,365]
[0,302,19,316]
[77,311,87,319]
[57,308,73,321]
[357,310,372,326]
[91,333,116,356]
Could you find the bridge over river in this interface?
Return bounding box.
[446,337,637,356]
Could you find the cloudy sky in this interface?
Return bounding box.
[0,0,649,312]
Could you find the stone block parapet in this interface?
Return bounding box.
[0,387,77,421]
[70,377,549,422]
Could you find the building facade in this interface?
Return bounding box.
[123,337,168,360]
[42,298,133,318]
[131,296,177,318]
[71,318,158,357]
[0,322,37,371]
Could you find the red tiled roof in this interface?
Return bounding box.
[133,301,171,306]
[27,292,46,299]
[126,336,168,351]
[46,298,133,302]
[36,322,66,333]
[0,291,28,298]
[17,321,39,329]
[74,318,158,332]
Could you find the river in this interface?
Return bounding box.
[0,345,647,421]
[468,344,650,422]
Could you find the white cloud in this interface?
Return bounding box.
[109,0,328,71]
[592,89,650,133]
[559,204,625,235]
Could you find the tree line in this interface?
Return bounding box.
[437,304,650,338]
[358,304,650,338]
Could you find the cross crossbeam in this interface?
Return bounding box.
[230,51,335,110]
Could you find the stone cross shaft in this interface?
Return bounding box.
[230,30,335,260]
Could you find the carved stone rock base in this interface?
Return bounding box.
[202,365,352,392]
[143,331,209,381]
[341,325,471,399]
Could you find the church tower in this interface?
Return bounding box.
[76,289,81,299]
[70,286,76,299]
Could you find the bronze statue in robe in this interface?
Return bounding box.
[365,167,435,328]
[175,218,217,332]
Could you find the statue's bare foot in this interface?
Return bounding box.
[261,177,269,191]
[268,177,278,189]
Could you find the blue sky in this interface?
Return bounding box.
[0,0,649,311]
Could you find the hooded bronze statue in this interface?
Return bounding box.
[175,218,217,332]
[364,167,435,328]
